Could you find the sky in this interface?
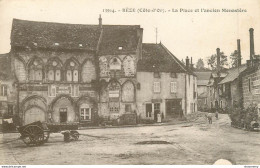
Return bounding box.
[0,0,260,66]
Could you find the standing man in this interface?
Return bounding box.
[207,113,213,124]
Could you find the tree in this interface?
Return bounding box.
[196,58,205,70]
[207,52,228,70]
[230,50,241,68]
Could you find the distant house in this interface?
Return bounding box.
[136,43,197,121]
[207,70,227,109]
[195,71,211,111]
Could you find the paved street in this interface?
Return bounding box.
[0,113,260,165]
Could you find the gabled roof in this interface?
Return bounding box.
[0,53,13,81]
[137,43,194,75]
[194,71,211,85]
[11,19,142,54]
[11,19,101,51]
[98,25,141,55]
[218,64,247,84]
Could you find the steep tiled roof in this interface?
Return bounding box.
[195,71,211,85]
[137,43,194,75]
[0,53,13,80]
[98,25,141,55]
[11,19,101,50]
[219,64,247,84]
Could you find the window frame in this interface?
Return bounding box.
[80,108,92,121]
[0,85,7,96]
[170,82,177,93]
[153,82,161,93]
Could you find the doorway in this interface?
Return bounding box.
[166,99,182,118]
[59,108,67,123]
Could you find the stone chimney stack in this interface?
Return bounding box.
[190,57,194,69]
[216,48,220,71]
[99,14,102,28]
[186,56,190,68]
[249,28,255,60]
[237,39,241,67]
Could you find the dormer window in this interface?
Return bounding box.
[79,44,83,47]
[54,43,59,46]
[118,46,123,50]
[52,61,57,66]
[170,72,177,78]
[154,72,160,78]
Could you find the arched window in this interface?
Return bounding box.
[123,56,135,77]
[47,59,62,82]
[28,58,43,81]
[99,57,108,77]
[14,58,26,81]
[66,60,79,82]
[82,60,96,83]
[109,57,121,70]
[108,81,120,113]
[122,81,135,102]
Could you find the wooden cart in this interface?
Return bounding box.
[17,121,50,146]
[17,121,79,146]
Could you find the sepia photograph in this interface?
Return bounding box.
[0,0,260,166]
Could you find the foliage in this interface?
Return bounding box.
[228,104,259,130]
[196,58,205,70]
[230,50,242,68]
[207,52,228,70]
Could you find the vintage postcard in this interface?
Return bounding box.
[0,0,259,167]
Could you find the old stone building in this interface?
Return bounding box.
[10,17,143,125]
[97,23,143,122]
[136,43,197,121]
[241,28,260,111]
[11,19,101,125]
[0,53,16,118]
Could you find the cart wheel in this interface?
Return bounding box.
[22,125,45,146]
[70,130,79,140]
[44,132,50,142]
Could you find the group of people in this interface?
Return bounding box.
[206,111,219,124]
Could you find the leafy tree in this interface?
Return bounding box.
[230,50,242,68]
[196,58,205,70]
[207,52,228,70]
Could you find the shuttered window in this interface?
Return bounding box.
[153,82,160,93]
[170,82,177,93]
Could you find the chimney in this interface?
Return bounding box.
[99,14,102,28]
[190,57,194,69]
[237,39,241,66]
[216,48,220,71]
[249,28,255,60]
[186,56,190,68]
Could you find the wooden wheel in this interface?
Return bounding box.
[70,130,79,140]
[22,125,45,146]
